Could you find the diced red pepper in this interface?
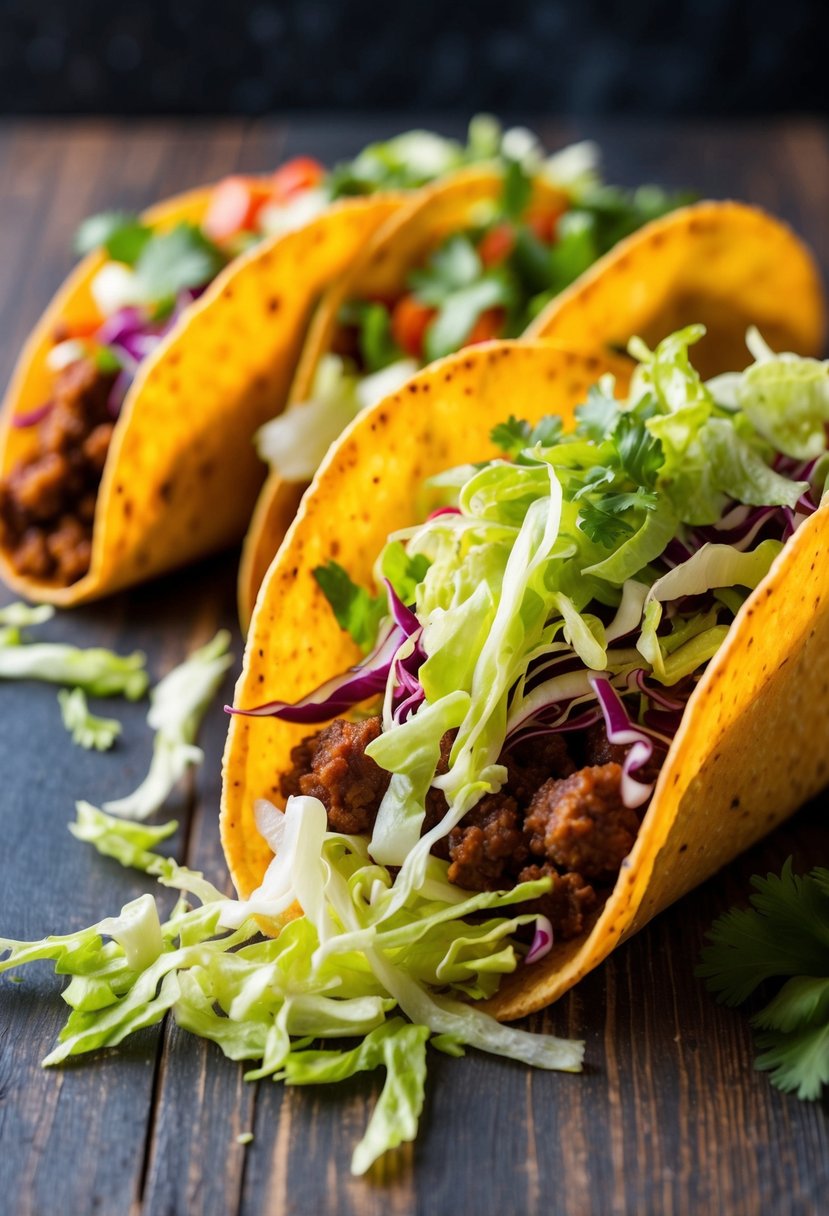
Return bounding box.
[478,222,516,268]
[203,176,270,241]
[271,156,326,202]
[527,205,567,245]
[467,308,506,345]
[391,295,436,359]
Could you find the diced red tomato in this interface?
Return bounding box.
[527,205,567,245]
[203,176,270,241]
[467,308,506,345]
[53,317,103,342]
[271,156,326,202]
[391,295,436,359]
[478,222,516,268]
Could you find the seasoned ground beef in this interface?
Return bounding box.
[524,764,639,879]
[447,795,528,891]
[502,734,575,802]
[278,717,652,945]
[279,715,390,835]
[0,358,115,584]
[516,864,599,940]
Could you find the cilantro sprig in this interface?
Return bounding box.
[313,544,430,652]
[490,382,666,549]
[697,860,829,1101]
[73,212,225,308]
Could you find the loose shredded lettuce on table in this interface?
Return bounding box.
[104,630,233,820]
[58,687,122,752]
[1,802,583,1175]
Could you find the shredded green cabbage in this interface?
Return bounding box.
[0,803,583,1176]
[103,631,232,820]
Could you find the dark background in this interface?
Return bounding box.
[2,0,828,117]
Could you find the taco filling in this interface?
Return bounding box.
[0,118,532,586]
[231,325,829,946]
[256,163,689,484]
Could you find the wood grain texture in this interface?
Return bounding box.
[0,116,828,1216]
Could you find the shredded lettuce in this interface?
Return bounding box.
[103,631,233,820]
[256,355,418,482]
[58,687,122,751]
[0,602,54,628]
[0,633,148,699]
[709,327,829,461]
[1,801,583,1175]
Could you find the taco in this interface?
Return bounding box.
[0,119,534,604]
[238,160,706,623]
[221,331,829,1025]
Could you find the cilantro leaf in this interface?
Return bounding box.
[313,561,386,652]
[490,414,563,459]
[380,542,430,605]
[134,223,224,304]
[698,860,829,1005]
[576,502,634,547]
[74,211,151,263]
[409,235,481,304]
[753,1020,829,1101]
[423,276,512,362]
[491,416,532,457]
[697,859,829,1103]
[576,382,620,441]
[614,412,664,487]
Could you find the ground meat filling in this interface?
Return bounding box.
[280,718,649,943]
[524,764,639,880]
[447,795,529,891]
[0,358,115,584]
[279,715,391,836]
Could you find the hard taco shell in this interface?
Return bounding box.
[0,184,402,605]
[239,195,825,626]
[222,340,829,1018]
[237,166,569,626]
[531,199,825,378]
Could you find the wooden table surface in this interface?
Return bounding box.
[1,116,828,1216]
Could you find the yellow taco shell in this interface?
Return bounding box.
[531,199,825,378]
[221,340,829,1020]
[239,194,825,627]
[237,166,568,627]
[0,185,402,605]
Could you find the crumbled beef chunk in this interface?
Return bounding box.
[516,864,599,941]
[524,764,638,879]
[11,527,52,578]
[278,715,390,835]
[447,795,528,891]
[502,733,576,804]
[82,423,116,474]
[0,357,115,585]
[47,516,92,585]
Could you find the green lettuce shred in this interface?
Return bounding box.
[58,688,122,751]
[103,630,233,820]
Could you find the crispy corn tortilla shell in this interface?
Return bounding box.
[237,166,569,627]
[222,339,829,1019]
[531,200,826,379]
[0,184,402,604]
[238,196,825,628]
